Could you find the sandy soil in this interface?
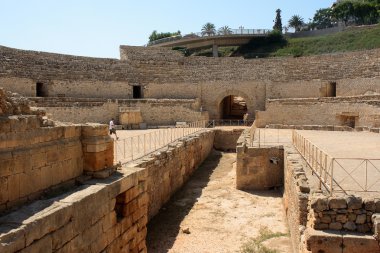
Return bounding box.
[146,151,292,253]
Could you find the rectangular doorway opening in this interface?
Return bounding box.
[36,82,48,97]
[327,82,336,97]
[133,86,142,99]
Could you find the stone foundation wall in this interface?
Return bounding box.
[0,118,83,212]
[213,128,245,151]
[308,195,380,233]
[236,130,284,190]
[0,89,114,213]
[126,130,215,219]
[283,147,311,253]
[256,96,380,128]
[0,167,148,253]
[30,97,205,126]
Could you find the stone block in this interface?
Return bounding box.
[364,199,376,212]
[0,153,14,177]
[102,211,117,232]
[355,214,366,224]
[346,196,362,210]
[311,195,329,212]
[81,123,108,137]
[343,221,357,231]
[7,174,20,202]
[0,176,9,204]
[31,151,47,169]
[305,228,343,253]
[356,224,371,233]
[329,197,347,209]
[329,222,343,230]
[375,199,380,213]
[342,233,379,253]
[52,222,75,250]
[83,150,113,172]
[19,168,41,198]
[0,225,26,253]
[19,234,52,253]
[63,125,81,139]
[320,216,332,224]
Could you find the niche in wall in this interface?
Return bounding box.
[327,82,337,97]
[133,85,142,99]
[36,82,48,97]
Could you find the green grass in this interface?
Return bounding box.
[239,227,288,253]
[181,25,380,58]
[273,24,380,57]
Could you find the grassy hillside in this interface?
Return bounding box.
[274,25,380,57]
[228,24,380,58]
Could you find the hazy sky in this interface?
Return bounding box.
[0,0,333,58]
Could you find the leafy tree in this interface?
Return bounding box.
[273,9,283,33]
[148,30,181,42]
[332,1,355,25]
[218,26,232,35]
[201,22,216,36]
[288,15,304,32]
[352,1,379,24]
[313,8,334,29]
[332,0,379,25]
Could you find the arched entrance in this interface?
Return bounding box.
[219,95,247,119]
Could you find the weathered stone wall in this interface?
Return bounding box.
[283,147,311,253]
[126,130,215,219]
[29,97,205,126]
[0,167,148,253]
[0,90,114,213]
[213,128,245,151]
[236,130,284,190]
[256,95,380,128]
[308,195,380,233]
[119,46,380,84]
[1,45,379,121]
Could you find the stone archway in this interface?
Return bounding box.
[215,90,252,120]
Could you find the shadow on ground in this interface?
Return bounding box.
[146,150,223,253]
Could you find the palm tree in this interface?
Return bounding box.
[288,15,304,32]
[201,22,216,36]
[218,26,232,35]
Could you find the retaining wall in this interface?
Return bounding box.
[1,45,379,121]
[0,167,149,253]
[30,97,205,126]
[236,130,284,190]
[256,96,380,128]
[125,130,215,219]
[213,128,245,151]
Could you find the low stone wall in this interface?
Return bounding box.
[0,118,83,212]
[30,97,206,126]
[0,89,114,213]
[213,128,245,151]
[236,129,284,190]
[125,130,215,219]
[256,96,380,128]
[283,147,311,253]
[308,195,380,233]
[0,167,148,253]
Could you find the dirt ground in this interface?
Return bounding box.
[146,151,292,253]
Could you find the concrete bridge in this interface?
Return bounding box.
[148,28,272,57]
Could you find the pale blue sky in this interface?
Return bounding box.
[0,0,333,58]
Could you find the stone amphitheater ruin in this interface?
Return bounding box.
[0,44,379,253]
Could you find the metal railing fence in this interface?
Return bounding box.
[114,121,207,164]
[147,28,272,46]
[292,131,380,194]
